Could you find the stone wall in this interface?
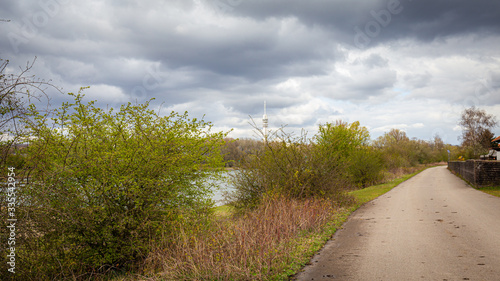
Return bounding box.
[448,160,500,187]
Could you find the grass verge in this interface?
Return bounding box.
[477,186,500,197]
[349,169,423,204]
[212,204,235,217]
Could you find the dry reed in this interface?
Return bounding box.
[143,196,341,280]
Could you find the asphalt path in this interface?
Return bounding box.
[294,166,500,281]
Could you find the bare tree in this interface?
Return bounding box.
[0,57,59,165]
[458,106,497,158]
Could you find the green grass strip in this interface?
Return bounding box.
[478,186,500,197]
[212,204,234,216]
[349,170,422,204]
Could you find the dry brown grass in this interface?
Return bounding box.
[142,196,343,280]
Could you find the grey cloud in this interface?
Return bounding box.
[403,72,432,89]
[226,0,500,46]
[1,0,499,143]
[355,53,389,68]
[399,1,500,40]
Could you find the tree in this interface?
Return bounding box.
[0,57,57,166]
[429,135,448,163]
[373,129,414,169]
[221,137,263,167]
[315,120,383,187]
[11,91,227,278]
[316,120,370,155]
[459,106,497,158]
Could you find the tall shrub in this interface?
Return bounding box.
[373,128,413,169]
[230,123,358,209]
[316,120,383,188]
[9,91,227,279]
[348,147,384,187]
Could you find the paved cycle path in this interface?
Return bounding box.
[294,166,500,280]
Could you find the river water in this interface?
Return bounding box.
[210,170,237,206]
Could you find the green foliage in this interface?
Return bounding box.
[373,129,449,170]
[229,127,354,209]
[315,120,383,188]
[348,147,384,188]
[316,121,370,156]
[12,91,227,278]
[0,144,26,169]
[478,186,500,198]
[231,120,377,209]
[229,128,330,209]
[373,128,413,168]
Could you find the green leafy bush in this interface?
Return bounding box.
[8,91,227,279]
[316,120,385,188]
[229,128,320,208]
[348,147,384,188]
[229,122,360,209]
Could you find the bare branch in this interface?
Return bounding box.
[458,106,498,158]
[0,57,61,165]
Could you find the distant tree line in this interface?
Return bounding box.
[222,126,451,171]
[221,137,263,167]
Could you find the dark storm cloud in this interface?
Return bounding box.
[396,0,500,40]
[224,0,382,32]
[0,0,499,143]
[228,0,500,46]
[1,0,338,91]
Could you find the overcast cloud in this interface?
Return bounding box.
[1,0,500,144]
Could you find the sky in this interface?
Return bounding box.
[1,0,500,144]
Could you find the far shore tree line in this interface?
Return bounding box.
[0,57,498,280]
[223,129,451,169]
